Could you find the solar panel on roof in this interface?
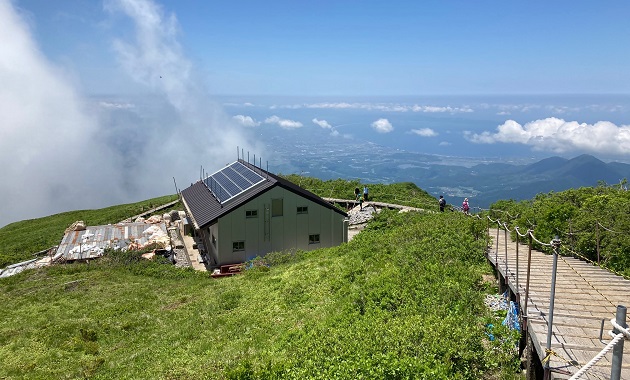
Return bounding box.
[215,171,240,197]
[232,161,264,184]
[203,161,266,203]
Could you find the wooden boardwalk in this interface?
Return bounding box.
[488,228,630,380]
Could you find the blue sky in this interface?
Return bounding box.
[2,0,630,227]
[13,0,630,96]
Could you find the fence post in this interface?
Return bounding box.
[543,236,561,380]
[504,223,509,288]
[486,216,489,252]
[524,232,533,319]
[495,221,500,267]
[516,233,519,293]
[611,305,627,380]
[596,222,601,265]
[495,221,501,292]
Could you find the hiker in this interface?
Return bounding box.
[438,195,446,212]
[462,198,470,215]
[356,189,363,211]
[363,185,369,202]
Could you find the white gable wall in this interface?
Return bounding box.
[214,186,346,266]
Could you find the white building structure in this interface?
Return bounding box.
[180,160,348,267]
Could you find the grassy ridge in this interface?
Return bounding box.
[0,210,519,379]
[0,195,178,268]
[279,175,439,210]
[490,185,630,278]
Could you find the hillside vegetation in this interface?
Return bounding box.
[490,184,630,278]
[0,178,437,269]
[0,209,521,379]
[0,180,522,379]
[280,175,439,210]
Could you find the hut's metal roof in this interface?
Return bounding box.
[55,222,168,261]
[0,222,169,278]
[181,159,347,229]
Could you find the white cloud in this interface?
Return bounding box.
[233,115,260,127]
[412,105,473,113]
[312,118,332,129]
[0,0,254,227]
[99,101,135,109]
[371,118,393,133]
[439,141,452,146]
[312,118,342,137]
[264,115,303,129]
[271,102,475,113]
[466,117,630,155]
[223,102,256,107]
[410,128,438,137]
[0,0,122,226]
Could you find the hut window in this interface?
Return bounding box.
[309,234,320,244]
[272,199,283,217]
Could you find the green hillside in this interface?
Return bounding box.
[0,180,521,379]
[490,184,630,278]
[0,210,520,379]
[0,178,436,269]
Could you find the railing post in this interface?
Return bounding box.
[611,305,627,380]
[504,223,509,288]
[596,222,601,265]
[496,222,501,293]
[524,232,533,318]
[543,236,561,380]
[486,216,490,258]
[495,222,500,265]
[516,233,519,293]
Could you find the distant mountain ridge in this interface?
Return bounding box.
[514,154,630,185]
[467,154,630,207]
[261,145,630,209]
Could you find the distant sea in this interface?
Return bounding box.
[91,93,630,200]
[218,94,630,176]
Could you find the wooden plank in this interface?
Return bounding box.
[487,228,630,380]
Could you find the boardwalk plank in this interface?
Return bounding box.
[487,229,630,380]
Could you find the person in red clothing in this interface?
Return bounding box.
[462,198,470,215]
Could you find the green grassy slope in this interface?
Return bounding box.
[0,195,178,268]
[490,185,630,278]
[0,210,519,379]
[0,179,436,269]
[280,175,439,210]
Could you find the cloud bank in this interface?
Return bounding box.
[0,0,252,227]
[266,102,474,113]
[466,117,630,155]
[0,0,124,227]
